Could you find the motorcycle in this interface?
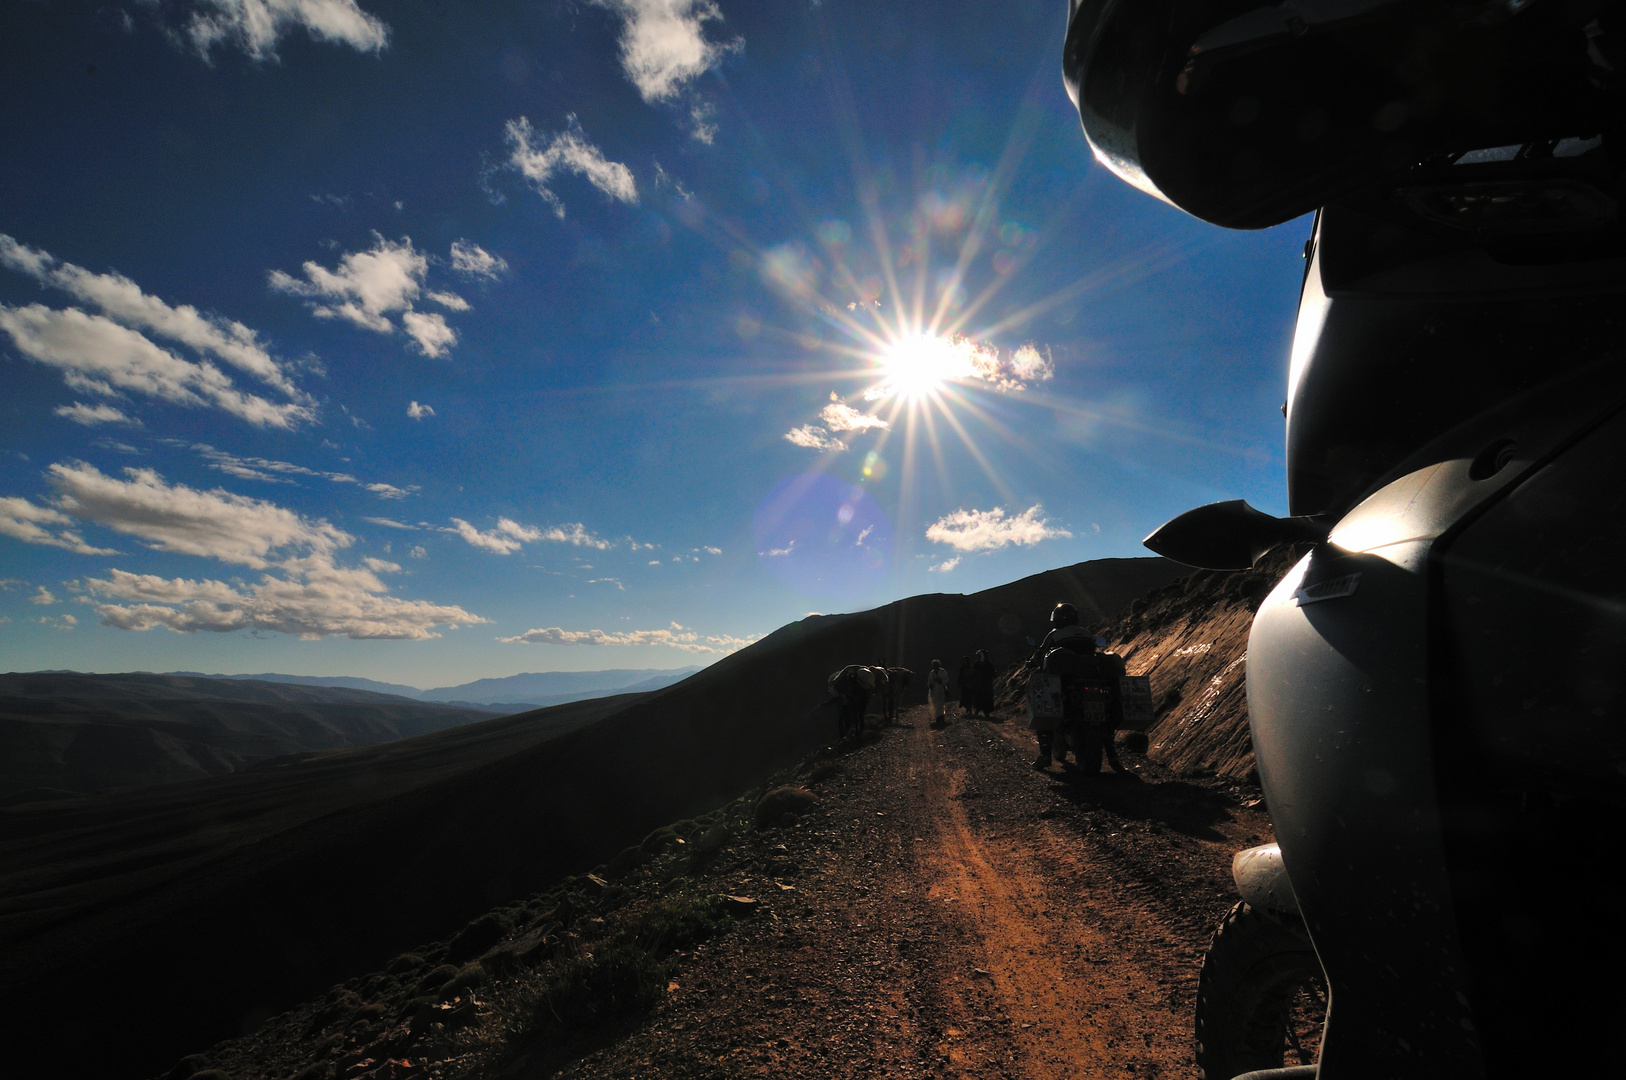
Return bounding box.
[1059,1,1626,1076]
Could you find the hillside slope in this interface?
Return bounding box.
[0,555,1178,1079]
[0,673,499,801]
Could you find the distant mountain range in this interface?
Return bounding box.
[161,666,705,707]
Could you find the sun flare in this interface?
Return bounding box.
[877,332,971,400]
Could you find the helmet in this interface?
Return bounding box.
[1049,603,1079,628]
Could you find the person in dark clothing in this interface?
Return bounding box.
[971,649,997,716]
[1030,603,1092,767]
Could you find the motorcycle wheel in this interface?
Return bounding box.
[1195,901,1326,1080]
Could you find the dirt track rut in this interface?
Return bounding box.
[547,705,1273,1080]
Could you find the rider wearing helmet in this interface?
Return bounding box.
[1030,603,1096,768]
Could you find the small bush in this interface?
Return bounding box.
[632,893,734,954]
[438,962,487,1001]
[753,786,817,829]
[1119,730,1150,755]
[384,953,423,975]
[543,941,667,1029]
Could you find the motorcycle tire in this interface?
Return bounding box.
[1195,901,1326,1080]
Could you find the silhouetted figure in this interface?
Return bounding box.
[828,665,879,740]
[882,666,913,722]
[927,659,949,728]
[1030,602,1092,768]
[971,649,997,716]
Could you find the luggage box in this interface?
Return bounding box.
[1118,675,1155,731]
[1026,672,1065,732]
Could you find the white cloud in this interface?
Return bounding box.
[269,234,466,357]
[407,401,435,420]
[499,620,757,653]
[703,546,722,555]
[0,496,119,555]
[760,540,795,557]
[928,556,961,573]
[47,462,349,568]
[1,234,306,401]
[0,305,311,429]
[449,240,508,280]
[820,401,889,433]
[537,523,613,550]
[362,556,400,573]
[269,234,424,333]
[365,482,414,500]
[925,504,1072,553]
[55,402,138,427]
[424,291,470,312]
[86,562,482,640]
[3,463,477,639]
[448,517,536,555]
[30,585,57,605]
[593,0,737,104]
[504,116,637,218]
[784,425,847,452]
[447,517,611,554]
[400,310,457,357]
[364,516,417,530]
[184,0,390,62]
[408,544,427,559]
[587,577,625,591]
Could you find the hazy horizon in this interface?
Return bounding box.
[1,1,1303,687]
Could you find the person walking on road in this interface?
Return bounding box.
[927,659,950,728]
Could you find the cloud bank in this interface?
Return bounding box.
[784,425,847,453]
[499,620,756,653]
[447,517,615,555]
[925,504,1071,552]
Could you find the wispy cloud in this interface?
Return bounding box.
[55,402,139,427]
[30,585,57,605]
[784,425,847,452]
[593,0,738,139]
[364,516,417,530]
[446,517,615,555]
[185,443,416,499]
[268,233,466,357]
[407,400,435,420]
[449,240,508,280]
[0,234,313,428]
[503,116,637,218]
[182,0,390,62]
[499,620,756,653]
[820,400,889,432]
[928,556,961,573]
[925,504,1071,552]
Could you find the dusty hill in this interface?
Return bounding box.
[0,673,501,802]
[0,555,1178,1080]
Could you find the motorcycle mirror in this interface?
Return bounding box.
[1144,499,1328,570]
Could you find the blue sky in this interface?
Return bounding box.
[0,0,1309,688]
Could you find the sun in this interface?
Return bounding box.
[877,332,972,400]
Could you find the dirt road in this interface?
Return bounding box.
[543,706,1273,1080]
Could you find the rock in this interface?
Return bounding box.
[721,895,759,916]
[383,953,422,976]
[1119,730,1151,755]
[754,786,818,829]
[438,962,487,1002]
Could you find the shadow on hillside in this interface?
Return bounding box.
[1045,774,1233,841]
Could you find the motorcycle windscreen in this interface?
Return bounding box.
[1062,0,1619,230]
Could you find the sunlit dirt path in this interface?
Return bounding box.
[543,704,1270,1080]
